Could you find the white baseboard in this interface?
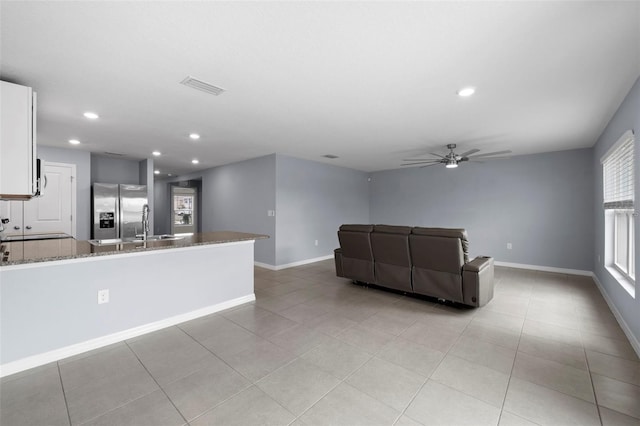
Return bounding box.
[255,254,333,271]
[0,294,255,378]
[590,274,640,358]
[494,261,592,277]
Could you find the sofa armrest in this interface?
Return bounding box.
[334,248,345,277]
[462,256,494,307]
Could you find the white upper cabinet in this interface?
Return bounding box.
[0,80,37,200]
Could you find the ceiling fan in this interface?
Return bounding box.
[402,144,512,169]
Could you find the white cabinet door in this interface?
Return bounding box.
[23,163,74,236]
[0,81,36,199]
[0,199,24,238]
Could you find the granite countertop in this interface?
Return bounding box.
[0,231,269,267]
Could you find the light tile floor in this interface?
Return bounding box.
[2,261,639,425]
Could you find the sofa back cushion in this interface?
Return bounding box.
[338,224,375,283]
[409,227,467,302]
[410,227,469,264]
[371,225,412,266]
[371,225,412,292]
[338,224,374,260]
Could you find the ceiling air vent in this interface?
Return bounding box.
[103,152,124,157]
[322,154,339,159]
[180,76,225,96]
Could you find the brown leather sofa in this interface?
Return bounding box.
[334,224,494,307]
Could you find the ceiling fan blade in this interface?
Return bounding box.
[401,162,440,166]
[402,158,442,163]
[401,158,439,162]
[467,156,511,161]
[467,150,512,158]
[429,152,446,158]
[459,148,480,157]
[419,163,440,168]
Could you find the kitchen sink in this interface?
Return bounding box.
[88,235,184,246]
[142,234,185,242]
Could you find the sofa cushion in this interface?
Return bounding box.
[411,227,469,262]
[409,234,465,274]
[373,224,412,235]
[371,224,412,292]
[340,224,374,233]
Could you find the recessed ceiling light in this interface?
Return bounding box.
[83,112,99,119]
[192,159,199,164]
[68,139,81,145]
[152,151,161,156]
[168,174,172,177]
[154,170,160,175]
[457,87,475,97]
[189,133,200,140]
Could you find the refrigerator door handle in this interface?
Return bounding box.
[115,190,121,239]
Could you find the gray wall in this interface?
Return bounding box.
[154,155,277,265]
[275,154,370,265]
[203,155,276,265]
[38,146,91,240]
[139,158,154,234]
[370,148,594,270]
[153,178,171,235]
[91,154,140,184]
[593,76,640,345]
[153,154,370,267]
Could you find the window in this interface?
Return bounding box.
[602,130,635,290]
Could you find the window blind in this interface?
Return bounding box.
[603,130,634,210]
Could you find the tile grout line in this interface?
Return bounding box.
[175,322,299,424]
[56,362,73,426]
[283,287,419,424]
[391,304,479,426]
[497,278,532,426]
[582,343,604,426]
[123,339,190,426]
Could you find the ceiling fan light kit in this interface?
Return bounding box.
[402,143,512,169]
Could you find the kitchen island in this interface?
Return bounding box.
[0,231,268,376]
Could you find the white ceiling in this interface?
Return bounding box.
[1,1,639,175]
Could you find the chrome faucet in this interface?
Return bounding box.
[142,204,150,240]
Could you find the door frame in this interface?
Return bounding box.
[170,185,197,235]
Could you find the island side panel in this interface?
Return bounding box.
[0,240,255,369]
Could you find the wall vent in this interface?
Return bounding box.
[180,76,225,96]
[322,154,339,159]
[103,152,124,157]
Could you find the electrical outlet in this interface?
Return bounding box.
[314,240,318,246]
[507,243,512,250]
[97,289,110,304]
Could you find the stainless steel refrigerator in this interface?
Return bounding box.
[92,183,148,239]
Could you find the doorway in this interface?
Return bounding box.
[171,186,197,234]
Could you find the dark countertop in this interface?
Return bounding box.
[0,231,269,267]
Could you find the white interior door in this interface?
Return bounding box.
[23,162,76,236]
